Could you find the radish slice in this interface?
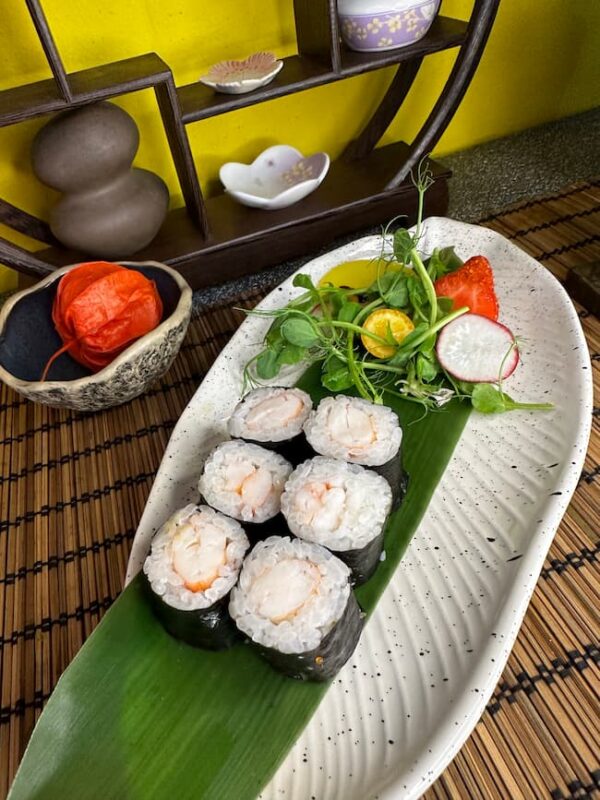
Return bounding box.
[436,313,519,383]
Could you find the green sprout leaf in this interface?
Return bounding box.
[470,383,502,412]
[425,247,463,281]
[382,273,409,309]
[471,383,554,414]
[416,351,439,383]
[292,274,317,292]
[338,301,362,323]
[281,318,319,348]
[407,275,428,321]
[322,356,354,391]
[255,349,281,380]
[277,344,307,366]
[436,297,455,315]
[265,318,284,349]
[393,229,415,265]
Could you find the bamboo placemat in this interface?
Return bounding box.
[0,179,599,799]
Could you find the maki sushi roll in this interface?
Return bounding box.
[198,440,292,539]
[281,457,392,584]
[228,387,313,463]
[303,395,405,508]
[229,536,362,681]
[143,504,250,649]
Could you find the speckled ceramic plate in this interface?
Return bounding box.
[126,218,592,800]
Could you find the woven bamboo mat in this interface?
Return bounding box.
[0,179,599,799]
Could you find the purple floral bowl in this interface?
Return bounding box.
[339,0,440,53]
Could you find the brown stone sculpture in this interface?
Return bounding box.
[32,101,169,258]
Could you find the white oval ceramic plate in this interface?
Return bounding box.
[126,218,592,800]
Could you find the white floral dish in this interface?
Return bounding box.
[199,52,283,95]
[219,145,330,210]
[126,218,591,799]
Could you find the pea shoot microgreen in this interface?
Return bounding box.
[469,339,554,413]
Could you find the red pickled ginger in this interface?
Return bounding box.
[41,261,163,380]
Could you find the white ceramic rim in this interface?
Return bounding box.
[0,260,192,392]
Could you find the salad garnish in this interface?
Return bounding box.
[243,162,553,414]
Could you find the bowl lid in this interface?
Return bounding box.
[338,0,434,15]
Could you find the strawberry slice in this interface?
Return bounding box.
[434,255,499,320]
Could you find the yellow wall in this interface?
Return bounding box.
[0,0,599,291]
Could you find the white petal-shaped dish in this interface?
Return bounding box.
[220,145,330,210]
[126,218,592,799]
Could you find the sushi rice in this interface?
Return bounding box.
[198,440,292,523]
[229,536,351,654]
[143,504,249,611]
[281,456,392,551]
[303,395,402,467]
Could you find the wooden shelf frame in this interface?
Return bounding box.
[177,16,468,124]
[0,0,500,289]
[0,53,170,129]
[35,141,452,286]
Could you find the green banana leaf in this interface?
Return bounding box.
[9,370,470,800]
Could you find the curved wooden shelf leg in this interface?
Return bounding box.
[342,58,424,162]
[0,200,57,245]
[0,237,55,278]
[386,0,500,190]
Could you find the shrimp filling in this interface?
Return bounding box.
[292,481,346,533]
[281,457,393,551]
[200,442,292,523]
[247,558,321,623]
[245,394,304,431]
[229,388,312,443]
[304,396,401,467]
[224,460,274,517]
[327,403,377,454]
[171,521,227,592]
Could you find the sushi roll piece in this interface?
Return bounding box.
[281,457,392,584]
[303,395,406,508]
[143,504,250,649]
[228,387,313,464]
[229,536,362,681]
[198,440,292,540]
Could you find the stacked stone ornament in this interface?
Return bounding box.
[32,101,169,258]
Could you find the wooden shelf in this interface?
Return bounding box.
[178,54,331,124]
[178,16,468,124]
[35,141,451,288]
[0,53,170,128]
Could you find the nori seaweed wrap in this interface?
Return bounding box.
[228,387,313,464]
[229,536,363,681]
[198,440,292,542]
[303,394,405,510]
[373,451,408,511]
[143,504,250,650]
[280,456,392,585]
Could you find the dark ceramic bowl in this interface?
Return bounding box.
[0,261,192,411]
